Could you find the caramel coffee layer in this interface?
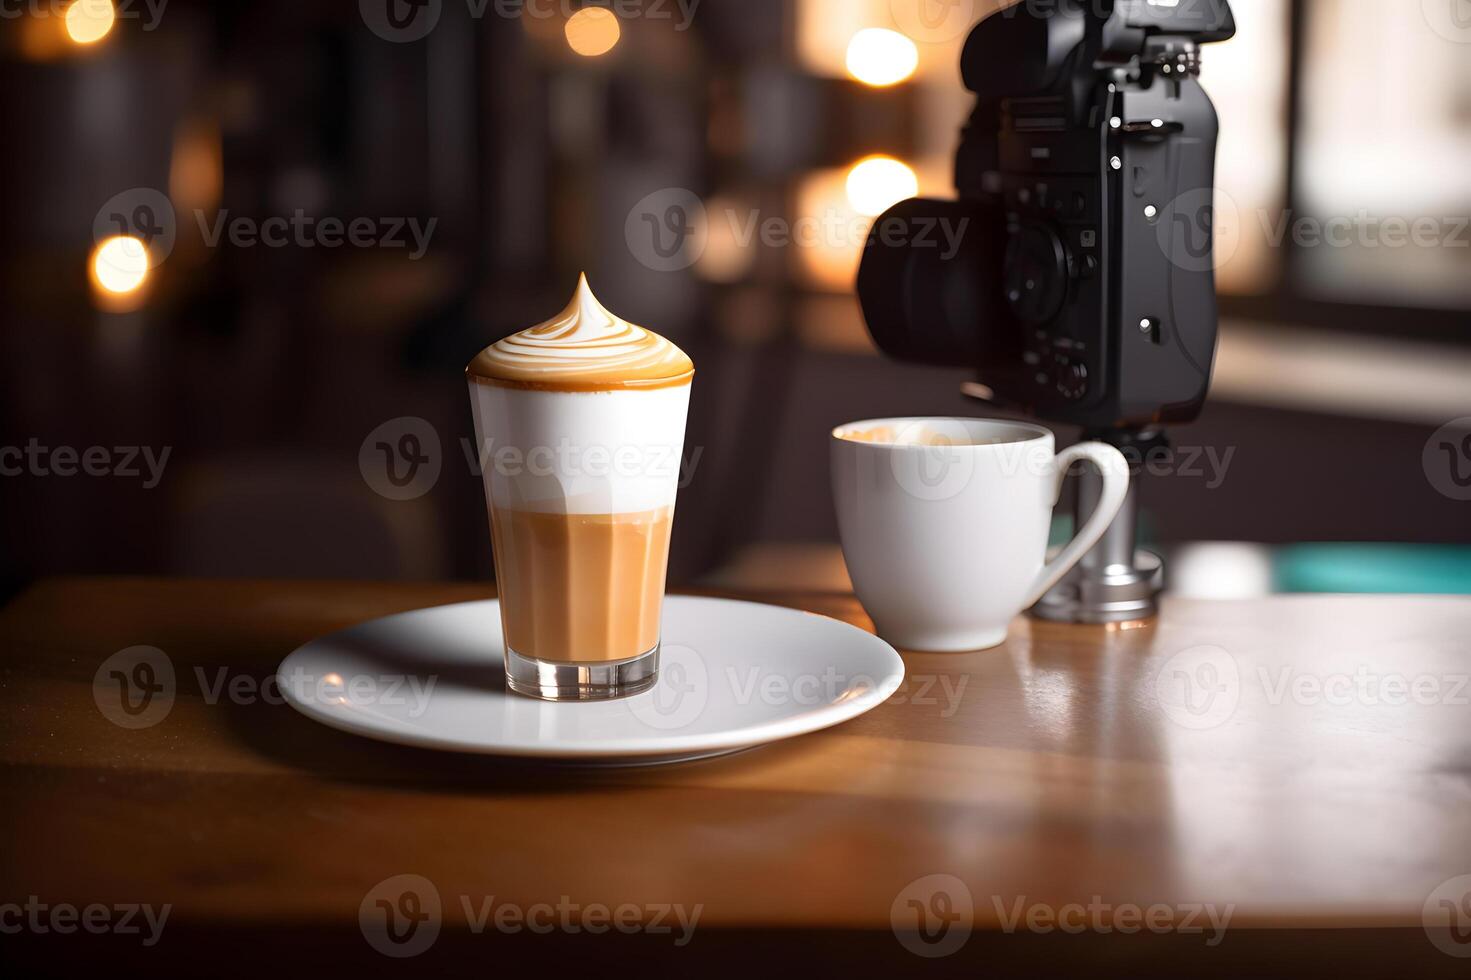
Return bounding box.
[490,505,673,663]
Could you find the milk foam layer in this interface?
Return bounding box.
[467,382,691,516]
[468,273,693,390]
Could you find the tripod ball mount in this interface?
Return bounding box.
[1029,427,1169,625]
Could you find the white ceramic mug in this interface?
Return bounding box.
[830,418,1129,651]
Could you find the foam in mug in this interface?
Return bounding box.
[466,273,693,700]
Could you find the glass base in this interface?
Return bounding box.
[504,644,659,701]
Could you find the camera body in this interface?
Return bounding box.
[858,0,1235,431]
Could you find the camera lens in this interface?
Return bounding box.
[856,197,1008,367]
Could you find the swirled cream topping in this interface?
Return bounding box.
[467,273,694,390]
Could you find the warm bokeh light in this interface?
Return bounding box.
[64,0,116,45]
[794,167,864,293]
[844,156,918,217]
[91,236,150,295]
[564,7,620,57]
[170,118,224,214]
[694,195,758,284]
[845,28,918,87]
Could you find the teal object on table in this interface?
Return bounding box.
[1275,544,1471,595]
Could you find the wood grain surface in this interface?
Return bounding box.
[2,577,1469,975]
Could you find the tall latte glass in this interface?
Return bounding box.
[466,274,693,700]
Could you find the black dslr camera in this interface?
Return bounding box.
[858,0,1235,431]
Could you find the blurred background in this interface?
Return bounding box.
[2,0,1469,602]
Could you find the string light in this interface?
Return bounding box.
[91,236,149,295]
[565,7,620,57]
[845,156,918,217]
[845,28,918,87]
[64,0,115,45]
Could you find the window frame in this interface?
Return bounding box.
[1217,0,1471,345]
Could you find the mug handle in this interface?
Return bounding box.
[1021,442,1131,608]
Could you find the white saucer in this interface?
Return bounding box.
[277,597,904,766]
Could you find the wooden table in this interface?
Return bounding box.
[3,578,1470,976]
